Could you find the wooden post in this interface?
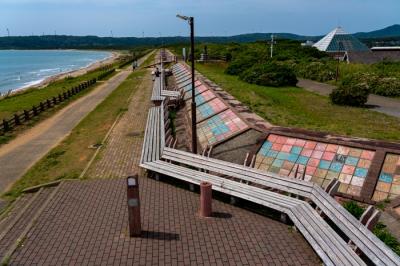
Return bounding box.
[24,110,30,121]
[40,102,45,112]
[127,175,141,237]
[199,182,212,217]
[2,120,9,132]
[32,106,38,116]
[14,114,21,125]
[47,99,52,108]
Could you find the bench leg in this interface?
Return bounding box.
[230,196,238,205]
[280,213,289,224]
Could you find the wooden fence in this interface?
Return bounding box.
[0,68,115,135]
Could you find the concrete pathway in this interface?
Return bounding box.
[86,68,153,178]
[297,79,400,118]
[0,52,154,193]
[0,70,131,192]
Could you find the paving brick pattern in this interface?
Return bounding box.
[10,178,320,265]
[86,72,153,179]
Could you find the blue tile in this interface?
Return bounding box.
[297,156,309,165]
[267,150,278,158]
[354,167,368,178]
[319,160,331,170]
[379,172,393,183]
[287,154,299,163]
[345,156,359,166]
[330,162,343,173]
[272,159,284,168]
[277,152,289,160]
[262,141,273,150]
[291,146,302,155]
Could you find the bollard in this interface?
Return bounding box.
[127,175,141,237]
[199,182,212,218]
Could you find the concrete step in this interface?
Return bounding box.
[0,185,61,262]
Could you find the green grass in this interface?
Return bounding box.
[196,62,400,142]
[2,66,149,201]
[0,64,120,121]
[0,62,123,146]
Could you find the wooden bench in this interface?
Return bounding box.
[160,147,400,265]
[142,159,364,266]
[140,106,163,164]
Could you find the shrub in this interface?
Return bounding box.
[372,77,400,97]
[343,72,400,97]
[343,201,365,219]
[239,62,298,87]
[373,223,400,255]
[225,53,258,75]
[330,77,370,107]
[343,201,400,256]
[295,61,336,82]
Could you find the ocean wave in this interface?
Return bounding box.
[39,68,60,73]
[21,79,45,89]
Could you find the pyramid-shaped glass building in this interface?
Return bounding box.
[313,27,369,52]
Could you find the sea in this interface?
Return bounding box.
[0,50,112,94]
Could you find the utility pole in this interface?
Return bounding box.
[6,28,9,37]
[111,30,113,38]
[270,34,274,58]
[177,14,197,154]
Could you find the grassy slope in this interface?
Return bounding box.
[0,65,119,121]
[196,62,400,142]
[2,56,152,201]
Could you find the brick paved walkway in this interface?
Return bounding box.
[86,71,153,179]
[10,177,320,265]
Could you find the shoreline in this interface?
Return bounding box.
[2,51,121,97]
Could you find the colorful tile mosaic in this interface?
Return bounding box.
[195,98,227,121]
[255,134,376,197]
[186,90,216,106]
[373,153,400,202]
[176,75,191,83]
[197,109,248,146]
[179,80,202,90]
[184,85,210,100]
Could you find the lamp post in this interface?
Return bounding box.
[177,14,197,154]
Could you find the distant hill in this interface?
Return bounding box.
[0,25,399,49]
[354,24,400,39]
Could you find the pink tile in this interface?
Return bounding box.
[294,139,306,147]
[311,150,323,159]
[281,145,292,153]
[337,146,350,155]
[361,150,375,160]
[301,149,313,157]
[315,143,327,151]
[342,165,355,175]
[306,166,316,175]
[286,138,297,145]
[304,141,317,149]
[322,152,335,161]
[326,144,339,152]
[308,158,320,167]
[271,143,283,151]
[276,136,287,144]
[268,134,278,142]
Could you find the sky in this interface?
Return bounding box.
[0,0,399,37]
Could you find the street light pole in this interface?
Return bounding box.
[177,14,197,154]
